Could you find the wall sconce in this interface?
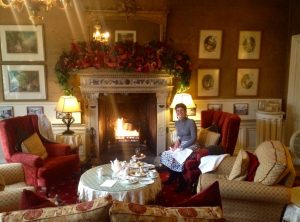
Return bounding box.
[55,95,81,135]
[93,22,110,43]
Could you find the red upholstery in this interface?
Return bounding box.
[183,110,241,186]
[0,115,80,188]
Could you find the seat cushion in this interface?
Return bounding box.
[254,140,289,185]
[21,133,48,159]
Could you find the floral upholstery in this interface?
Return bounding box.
[0,163,35,213]
[197,156,293,222]
[184,110,241,187]
[109,200,225,222]
[0,196,112,222]
[0,115,80,188]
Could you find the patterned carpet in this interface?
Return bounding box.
[41,170,193,206]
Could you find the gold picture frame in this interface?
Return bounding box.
[236,68,259,96]
[115,30,136,42]
[238,31,261,59]
[198,30,222,59]
[197,69,220,97]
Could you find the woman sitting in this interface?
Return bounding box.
[160,103,197,192]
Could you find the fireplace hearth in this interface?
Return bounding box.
[77,68,173,160]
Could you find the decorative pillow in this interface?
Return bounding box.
[228,149,249,181]
[109,200,225,222]
[21,133,48,159]
[0,173,5,191]
[198,128,221,147]
[175,181,222,208]
[254,140,289,185]
[246,151,259,181]
[19,189,56,210]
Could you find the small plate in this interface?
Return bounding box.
[144,164,155,169]
[139,178,154,185]
[119,178,138,185]
[129,172,147,177]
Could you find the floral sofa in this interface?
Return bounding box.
[0,196,225,222]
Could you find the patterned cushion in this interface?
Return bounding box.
[0,174,4,191]
[0,196,112,221]
[21,133,48,159]
[254,140,289,185]
[109,200,225,222]
[228,149,249,181]
[198,128,220,147]
[19,189,56,210]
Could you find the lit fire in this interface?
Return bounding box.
[115,118,139,140]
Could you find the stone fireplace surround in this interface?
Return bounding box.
[77,68,174,159]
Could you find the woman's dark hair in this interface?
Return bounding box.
[175,103,187,111]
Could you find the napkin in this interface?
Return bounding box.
[100,179,117,187]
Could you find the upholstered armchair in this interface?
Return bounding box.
[0,115,80,189]
[183,110,241,187]
[0,163,35,212]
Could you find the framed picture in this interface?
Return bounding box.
[0,25,44,61]
[115,30,136,42]
[238,31,261,59]
[233,103,249,115]
[27,106,44,115]
[197,69,220,97]
[1,65,47,100]
[207,104,222,111]
[0,106,14,120]
[198,30,222,59]
[236,68,259,96]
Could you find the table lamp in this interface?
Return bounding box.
[170,93,196,109]
[55,95,81,135]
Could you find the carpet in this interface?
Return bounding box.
[41,171,193,206]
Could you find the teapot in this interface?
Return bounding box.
[110,158,121,173]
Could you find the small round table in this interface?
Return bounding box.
[77,164,161,204]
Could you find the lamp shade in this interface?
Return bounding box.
[55,96,81,113]
[170,93,196,109]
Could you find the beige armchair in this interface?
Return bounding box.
[197,156,293,222]
[0,163,35,212]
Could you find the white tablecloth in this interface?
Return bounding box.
[78,164,161,204]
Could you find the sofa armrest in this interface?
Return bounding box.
[0,163,24,185]
[10,153,43,168]
[199,173,291,204]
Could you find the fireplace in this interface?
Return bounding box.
[77,68,173,159]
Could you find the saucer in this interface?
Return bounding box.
[139,178,154,185]
[119,178,138,185]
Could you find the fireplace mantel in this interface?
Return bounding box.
[77,68,174,159]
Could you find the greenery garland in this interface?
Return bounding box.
[55,40,192,95]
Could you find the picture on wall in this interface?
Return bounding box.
[207,104,222,111]
[115,30,136,42]
[0,106,14,120]
[238,31,261,59]
[233,103,249,115]
[0,25,44,61]
[27,106,44,115]
[1,65,47,100]
[197,69,220,97]
[198,30,222,59]
[236,68,259,96]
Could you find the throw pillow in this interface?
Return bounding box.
[228,149,249,181]
[246,151,259,181]
[109,200,225,222]
[21,133,48,159]
[198,128,221,147]
[254,140,289,185]
[0,173,5,191]
[19,189,56,210]
[175,181,222,208]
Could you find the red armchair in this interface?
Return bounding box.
[183,110,241,187]
[0,115,80,189]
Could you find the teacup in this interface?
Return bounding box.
[97,167,103,179]
[148,170,158,178]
